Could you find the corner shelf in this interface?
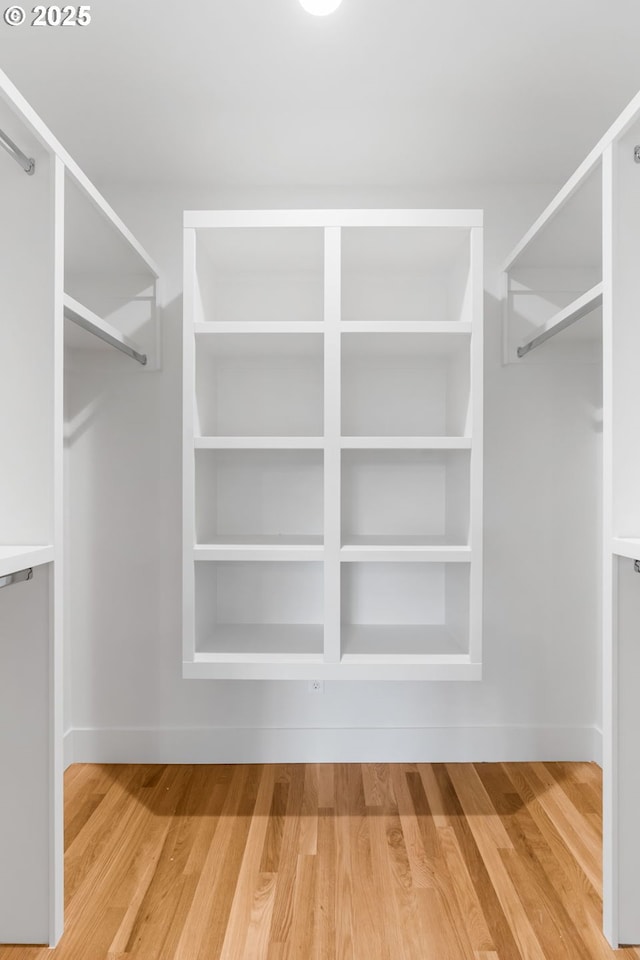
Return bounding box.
[183,210,483,678]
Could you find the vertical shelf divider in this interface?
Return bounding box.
[468,226,484,664]
[182,228,196,663]
[323,226,342,663]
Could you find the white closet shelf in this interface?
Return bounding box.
[516,283,603,358]
[195,437,325,450]
[612,538,640,560]
[195,624,324,661]
[340,437,471,449]
[187,650,481,682]
[0,545,54,578]
[186,209,484,230]
[194,543,324,562]
[340,542,471,562]
[502,90,640,273]
[341,624,468,661]
[194,322,324,335]
[0,68,160,280]
[63,294,147,365]
[341,321,472,335]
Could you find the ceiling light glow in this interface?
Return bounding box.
[299,0,343,16]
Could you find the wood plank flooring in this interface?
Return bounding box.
[1,762,638,959]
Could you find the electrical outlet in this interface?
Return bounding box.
[308,679,324,693]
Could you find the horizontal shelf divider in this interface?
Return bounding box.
[341,321,472,335]
[0,544,54,578]
[195,651,324,664]
[340,436,471,449]
[194,544,325,562]
[185,657,482,681]
[64,293,147,365]
[195,436,325,450]
[194,321,324,335]
[341,653,471,665]
[185,209,484,230]
[340,544,472,562]
[516,282,603,358]
[611,538,640,560]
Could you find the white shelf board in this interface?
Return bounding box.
[64,294,147,365]
[612,538,640,560]
[0,68,159,278]
[195,436,325,450]
[185,655,480,681]
[341,436,471,450]
[194,543,324,562]
[516,283,603,359]
[341,321,472,335]
[341,541,471,562]
[196,624,324,661]
[195,330,323,359]
[342,330,471,361]
[0,545,54,578]
[194,321,324,335]
[341,624,467,662]
[501,87,640,272]
[198,535,323,545]
[186,209,483,230]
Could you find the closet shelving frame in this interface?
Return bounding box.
[502,87,640,948]
[0,67,159,947]
[183,209,483,681]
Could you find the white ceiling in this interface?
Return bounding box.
[2,0,640,189]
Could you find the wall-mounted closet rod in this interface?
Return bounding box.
[63,301,147,366]
[0,567,33,590]
[0,127,35,175]
[517,284,604,358]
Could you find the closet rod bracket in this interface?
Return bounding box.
[634,560,640,574]
[0,127,35,175]
[634,146,640,164]
[0,567,33,590]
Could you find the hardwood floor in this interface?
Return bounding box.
[1,762,638,959]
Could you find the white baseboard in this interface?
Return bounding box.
[64,723,603,768]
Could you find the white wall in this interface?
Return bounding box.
[64,183,603,764]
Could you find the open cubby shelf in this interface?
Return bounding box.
[341,332,471,437]
[195,448,323,546]
[194,332,324,437]
[341,448,470,547]
[184,211,483,678]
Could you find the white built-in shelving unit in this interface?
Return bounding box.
[0,67,159,947]
[503,88,640,948]
[183,210,483,681]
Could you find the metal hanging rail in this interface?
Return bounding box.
[63,297,148,366]
[0,567,33,590]
[0,127,35,175]
[516,283,604,358]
